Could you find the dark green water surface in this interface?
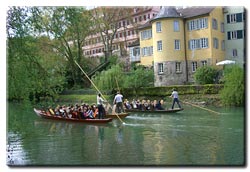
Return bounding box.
[7,103,245,166]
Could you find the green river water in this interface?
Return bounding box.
[6,102,245,166]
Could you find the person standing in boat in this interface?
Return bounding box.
[97,93,106,119]
[113,91,124,113]
[170,88,182,109]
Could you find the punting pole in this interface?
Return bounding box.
[74,60,126,124]
[181,101,221,115]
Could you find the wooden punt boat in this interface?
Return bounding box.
[34,108,113,123]
[105,113,129,119]
[125,108,184,113]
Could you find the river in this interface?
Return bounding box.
[6,102,245,166]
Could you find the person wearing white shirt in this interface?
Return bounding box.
[170,88,182,109]
[113,91,124,113]
[97,93,105,119]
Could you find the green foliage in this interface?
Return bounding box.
[220,66,245,106]
[7,36,66,101]
[194,66,218,84]
[92,65,154,92]
[123,65,154,88]
[7,6,97,102]
[122,84,223,97]
[92,64,123,91]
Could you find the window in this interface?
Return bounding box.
[123,21,126,27]
[212,18,218,30]
[221,40,225,51]
[176,62,181,73]
[189,38,208,50]
[201,60,207,66]
[141,29,152,40]
[150,46,153,55]
[141,46,153,56]
[232,49,238,57]
[174,40,180,50]
[221,22,224,33]
[200,18,208,28]
[156,22,162,32]
[227,30,244,40]
[148,13,150,19]
[174,20,180,31]
[157,40,162,51]
[200,38,209,48]
[158,63,164,74]
[133,47,140,56]
[227,14,236,23]
[192,62,198,72]
[188,18,208,31]
[213,38,219,49]
[127,20,130,25]
[227,13,243,23]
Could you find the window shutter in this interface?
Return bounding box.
[237,30,243,39]
[227,15,230,23]
[236,13,243,22]
[227,32,231,40]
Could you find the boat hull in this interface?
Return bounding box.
[125,108,184,113]
[34,108,112,123]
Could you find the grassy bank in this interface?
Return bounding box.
[57,93,222,107]
[57,94,113,104]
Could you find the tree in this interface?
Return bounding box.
[92,64,124,91]
[123,65,154,88]
[194,66,218,84]
[220,65,245,106]
[91,7,135,60]
[30,7,93,88]
[7,7,66,101]
[92,64,154,91]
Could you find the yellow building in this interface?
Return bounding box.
[138,7,225,86]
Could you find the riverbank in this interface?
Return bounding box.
[57,84,223,107]
[56,93,222,107]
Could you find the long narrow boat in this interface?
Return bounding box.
[34,108,113,123]
[125,108,184,113]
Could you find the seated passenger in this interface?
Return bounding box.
[155,100,164,110]
[131,99,137,109]
[86,107,94,119]
[124,99,132,109]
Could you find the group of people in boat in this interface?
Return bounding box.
[45,103,101,119]
[123,99,165,111]
[123,88,182,111]
[41,88,181,117]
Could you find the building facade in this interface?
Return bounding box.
[223,7,245,68]
[138,7,226,86]
[83,7,161,59]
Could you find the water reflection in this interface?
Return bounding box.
[7,132,30,165]
[7,103,245,166]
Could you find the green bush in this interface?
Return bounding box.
[92,64,154,92]
[123,65,154,88]
[220,65,245,106]
[194,66,218,84]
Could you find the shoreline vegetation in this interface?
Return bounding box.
[56,93,222,107]
[54,85,224,107]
